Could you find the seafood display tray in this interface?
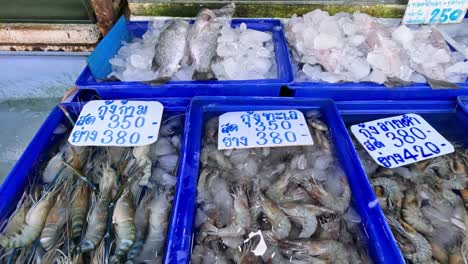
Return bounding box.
[336,98,468,263]
[165,96,404,264]
[2,96,467,264]
[75,19,294,99]
[0,97,191,237]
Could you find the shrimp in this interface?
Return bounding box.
[286,203,335,238]
[39,192,68,250]
[203,222,246,237]
[232,187,250,228]
[259,193,291,239]
[133,145,152,187]
[387,217,432,263]
[136,193,172,262]
[111,189,136,262]
[308,118,328,131]
[280,203,318,238]
[71,182,89,239]
[279,239,349,264]
[371,177,404,214]
[100,164,117,200]
[126,192,152,262]
[80,196,109,252]
[303,176,351,214]
[0,190,57,248]
[431,242,448,264]
[314,129,332,153]
[266,168,296,203]
[402,190,434,235]
[2,195,31,236]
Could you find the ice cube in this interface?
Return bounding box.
[217,42,239,57]
[392,25,414,46]
[239,22,247,32]
[303,9,329,25]
[367,69,386,84]
[318,18,342,37]
[349,35,366,46]
[320,72,342,83]
[172,65,194,81]
[240,29,272,44]
[218,26,238,42]
[446,61,468,74]
[432,49,451,63]
[302,63,322,80]
[314,34,342,50]
[109,57,126,67]
[129,54,149,69]
[256,47,272,58]
[222,57,239,79]
[349,58,370,80]
[247,58,272,75]
[211,62,226,79]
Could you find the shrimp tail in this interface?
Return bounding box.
[203,222,218,235]
[0,227,41,248]
[137,157,152,187]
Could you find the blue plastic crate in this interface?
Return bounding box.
[75,19,293,98]
[0,98,191,240]
[165,96,404,264]
[336,98,468,263]
[288,82,468,100]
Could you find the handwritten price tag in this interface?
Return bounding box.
[351,114,454,168]
[218,110,313,150]
[402,0,468,24]
[68,100,163,147]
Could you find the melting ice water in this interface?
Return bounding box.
[0,98,60,183]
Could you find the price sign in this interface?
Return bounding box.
[351,114,454,168]
[218,110,313,150]
[68,100,163,146]
[402,0,468,24]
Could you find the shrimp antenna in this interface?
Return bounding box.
[58,105,75,126]
[61,162,99,194]
[161,113,185,125]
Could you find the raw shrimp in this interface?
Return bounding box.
[2,196,31,237]
[402,190,434,235]
[303,176,351,214]
[387,216,432,263]
[111,189,136,261]
[280,204,333,238]
[279,239,350,264]
[259,193,291,239]
[371,177,404,214]
[136,193,171,262]
[0,190,57,248]
[266,168,296,203]
[80,196,109,252]
[70,182,89,239]
[280,203,319,238]
[100,164,118,200]
[126,192,152,262]
[39,192,68,250]
[133,145,152,187]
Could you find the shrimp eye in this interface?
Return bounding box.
[420,199,430,207]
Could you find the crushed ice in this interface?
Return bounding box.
[286,10,468,84]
